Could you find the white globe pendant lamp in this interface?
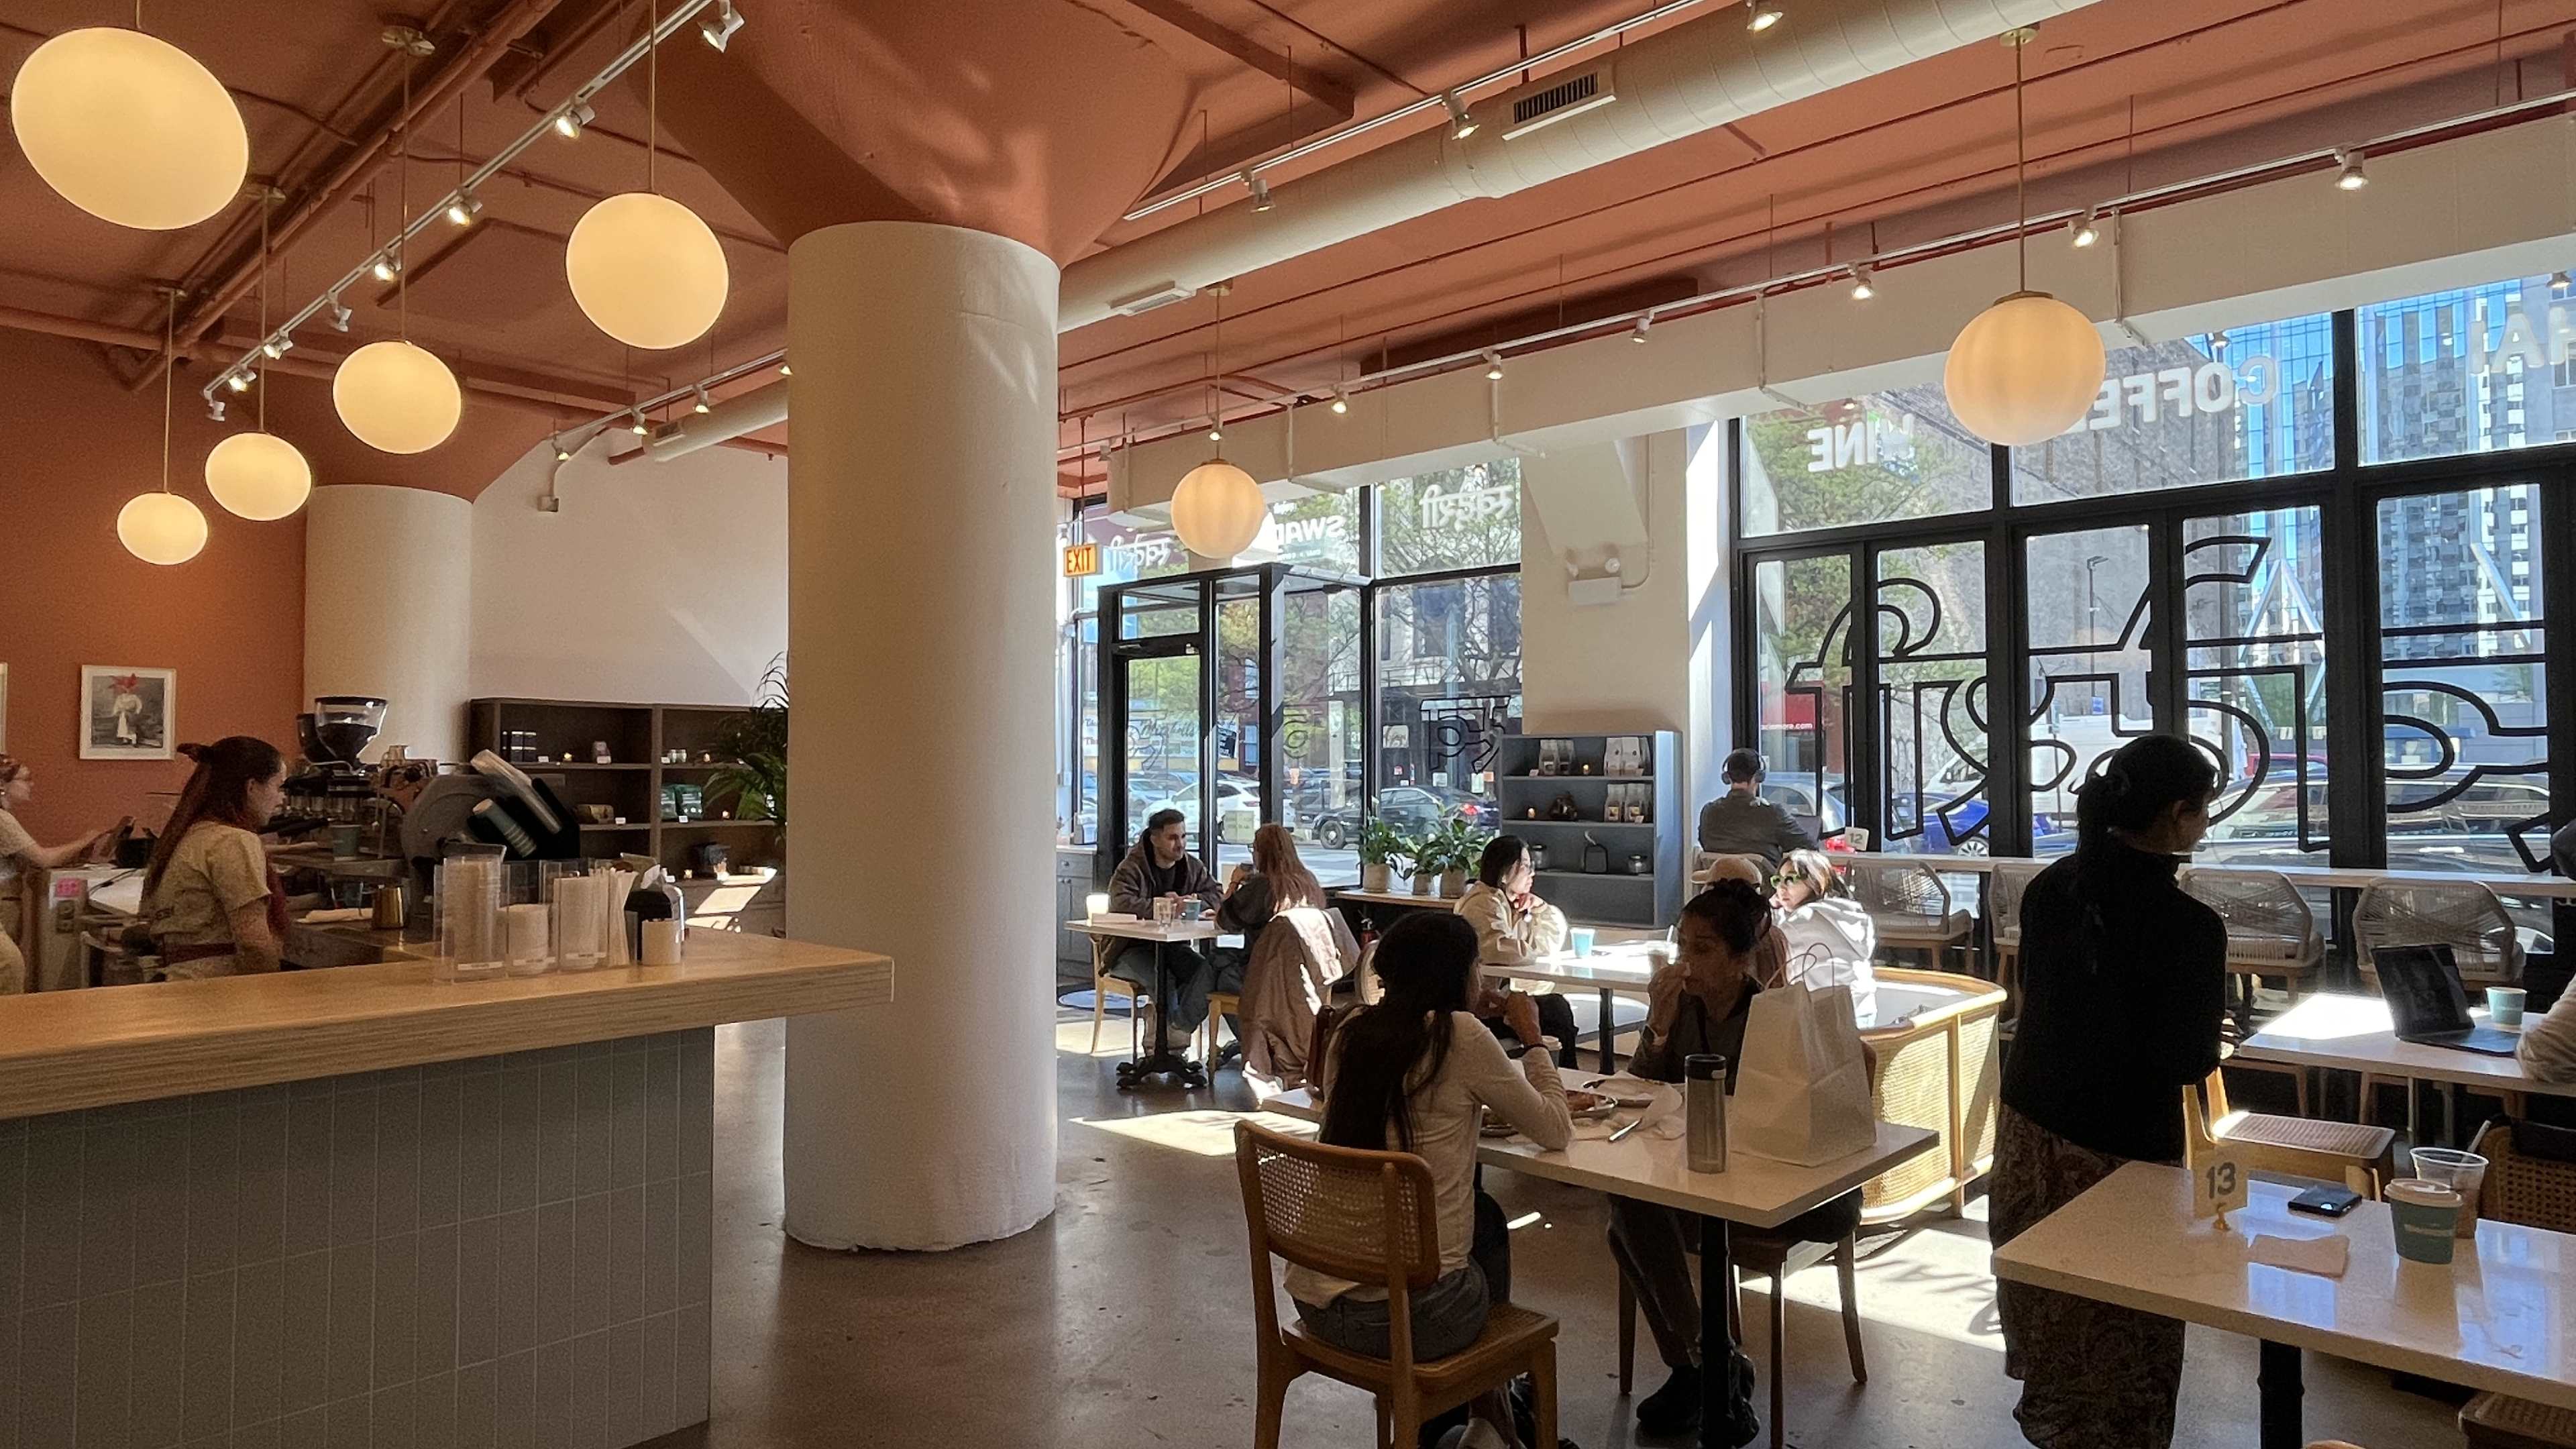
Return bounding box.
[205,431,312,519]
[10,26,248,230]
[566,191,730,350]
[1171,458,1267,559]
[1941,26,2106,448]
[334,340,462,454]
[118,490,208,565]
[1945,290,2105,446]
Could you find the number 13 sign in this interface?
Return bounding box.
[2195,1154,2249,1228]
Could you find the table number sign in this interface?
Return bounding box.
[2194,1153,2248,1228]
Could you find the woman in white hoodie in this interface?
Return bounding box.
[1771,849,1878,1020]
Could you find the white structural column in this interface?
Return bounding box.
[781,221,1061,1249]
[303,484,472,761]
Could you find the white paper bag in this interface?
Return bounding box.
[1733,983,1875,1167]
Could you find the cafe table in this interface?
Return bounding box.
[1991,1161,2576,1449]
[1271,1086,1937,1446]
[1065,915,1227,1089]
[2235,991,2569,1144]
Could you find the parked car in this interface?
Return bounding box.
[1303,785,1495,849]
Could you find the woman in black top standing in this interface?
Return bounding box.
[1992,733,2225,1449]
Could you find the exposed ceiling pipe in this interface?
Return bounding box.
[641,0,2101,462]
[645,375,788,460]
[129,0,567,393]
[1055,0,2106,330]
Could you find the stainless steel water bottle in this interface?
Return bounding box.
[1685,1053,1728,1173]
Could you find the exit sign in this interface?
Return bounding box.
[1063,542,1102,577]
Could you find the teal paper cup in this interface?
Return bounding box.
[2387,1179,2463,1265]
[1568,927,1597,958]
[2488,986,2528,1028]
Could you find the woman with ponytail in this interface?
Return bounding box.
[1992,733,2226,1449]
[142,737,288,979]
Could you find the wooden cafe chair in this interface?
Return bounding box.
[2456,1119,2576,1449]
[1087,934,1143,1057]
[2184,1067,2394,1198]
[1233,1120,1558,1449]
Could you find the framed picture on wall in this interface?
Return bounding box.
[80,666,175,761]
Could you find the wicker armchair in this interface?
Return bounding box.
[1857,968,2004,1222]
[2353,881,2523,990]
[2457,1120,2576,1448]
[1232,1121,1558,1449]
[1845,857,1974,972]
[2182,867,2326,1083]
[1986,861,2044,1008]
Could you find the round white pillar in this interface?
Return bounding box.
[782,221,1060,1249]
[302,484,472,761]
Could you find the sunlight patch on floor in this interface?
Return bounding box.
[1071,1109,1318,1157]
[1766,1223,2006,1353]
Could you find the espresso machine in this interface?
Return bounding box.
[284,695,390,830]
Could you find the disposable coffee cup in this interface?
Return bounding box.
[1568,927,1597,958]
[2410,1147,2488,1237]
[2386,1179,2463,1265]
[2487,986,2528,1028]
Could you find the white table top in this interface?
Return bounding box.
[1266,1087,1935,1230]
[1487,945,1974,1033]
[2234,992,2571,1097]
[1063,916,1225,943]
[1330,887,1460,908]
[1715,851,2576,899]
[1992,1163,2576,1411]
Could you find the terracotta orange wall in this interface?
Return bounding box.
[0,331,307,841]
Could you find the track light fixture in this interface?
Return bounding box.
[627,408,649,437]
[777,362,792,377]
[327,295,352,331]
[372,252,400,282]
[1442,91,1477,141]
[1482,351,1505,380]
[262,335,292,359]
[692,383,712,415]
[1744,1,1784,32]
[1243,172,1273,212]
[2070,206,2099,248]
[2334,149,2368,190]
[553,101,596,140]
[552,435,573,462]
[207,397,226,422]
[1631,317,1652,343]
[1330,385,1349,413]
[1848,265,1875,301]
[445,191,482,226]
[2209,330,2229,354]
[225,370,252,392]
[1208,420,1224,442]
[698,0,745,51]
[2555,271,2573,295]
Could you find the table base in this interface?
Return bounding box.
[1116,937,1210,1091]
[2259,1338,2303,1449]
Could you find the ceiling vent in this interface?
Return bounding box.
[1500,66,1616,140]
[1108,281,1199,316]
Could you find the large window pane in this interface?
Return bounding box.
[1876,542,1988,854]
[1379,459,1522,576]
[1741,389,1990,538]
[1281,588,1364,879]
[1069,616,1098,845]
[2184,508,2330,867]
[2360,274,2576,464]
[1263,489,1361,574]
[1123,655,1204,857]
[2377,485,2551,875]
[1752,555,1851,841]
[1073,511,1187,612]
[1375,576,1521,826]
[2010,315,2334,503]
[1213,596,1265,873]
[2024,527,2152,853]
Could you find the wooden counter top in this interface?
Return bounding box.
[0,930,893,1121]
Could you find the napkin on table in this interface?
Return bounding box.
[2249,1232,2349,1278]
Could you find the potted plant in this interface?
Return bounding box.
[1405,830,1438,896]
[710,654,788,825]
[1357,818,1403,894]
[1436,817,1493,898]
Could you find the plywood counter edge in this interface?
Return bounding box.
[0,931,894,1121]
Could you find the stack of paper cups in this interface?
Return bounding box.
[503,902,553,977]
[553,875,608,971]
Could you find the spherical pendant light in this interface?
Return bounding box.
[205,431,312,519]
[11,28,248,230]
[1170,459,1267,559]
[117,490,208,566]
[1943,291,2107,447]
[565,192,730,350]
[333,340,462,454]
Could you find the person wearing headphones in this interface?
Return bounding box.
[1696,748,1815,870]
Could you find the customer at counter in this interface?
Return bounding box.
[0,754,119,993]
[1456,834,1579,1065]
[1695,749,1814,869]
[141,737,289,979]
[1108,808,1225,1049]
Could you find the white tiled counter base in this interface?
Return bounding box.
[0,1029,716,1449]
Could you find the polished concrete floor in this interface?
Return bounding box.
[694,1014,2465,1449]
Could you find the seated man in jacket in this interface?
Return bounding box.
[1696,748,1815,869]
[1107,809,1225,1050]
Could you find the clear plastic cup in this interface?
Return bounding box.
[2410,1146,2487,1237]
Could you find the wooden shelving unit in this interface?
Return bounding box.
[466,698,785,877]
[1492,731,1684,929]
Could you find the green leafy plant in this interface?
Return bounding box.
[1357,818,1407,869]
[1424,816,1493,877]
[709,654,788,824]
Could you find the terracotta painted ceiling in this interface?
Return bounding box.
[2,0,2571,499]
